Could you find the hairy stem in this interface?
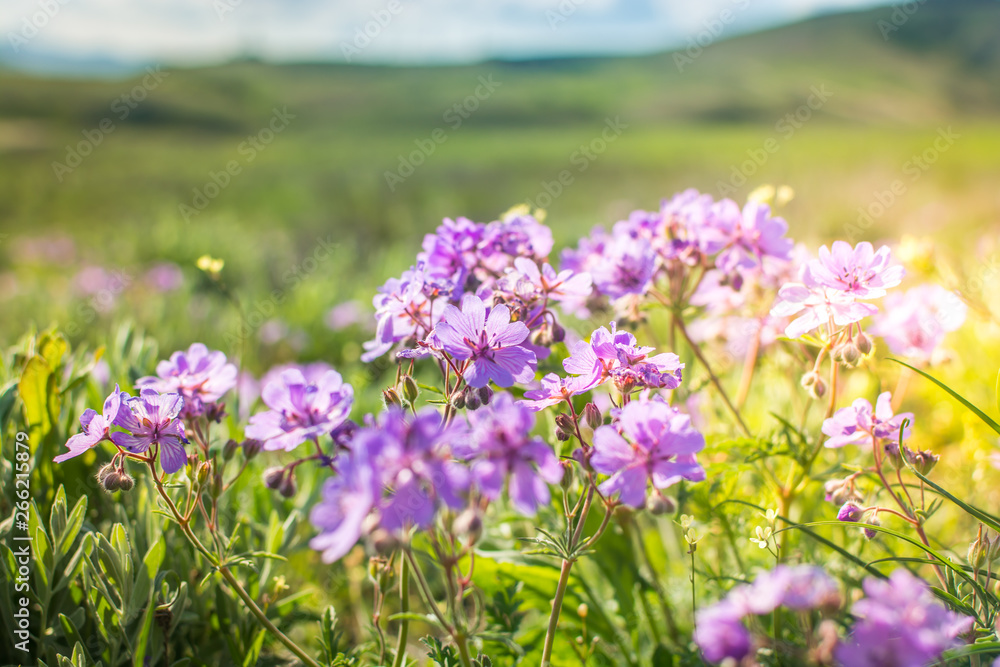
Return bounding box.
[391,556,410,667]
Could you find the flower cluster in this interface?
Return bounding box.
[310,408,468,562]
[562,190,793,307]
[694,565,841,663]
[246,367,354,451]
[771,241,904,340]
[835,569,972,667]
[591,397,705,508]
[138,342,237,419]
[869,284,966,364]
[822,391,913,449]
[363,209,590,374]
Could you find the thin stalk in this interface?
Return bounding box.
[541,560,575,667]
[391,556,410,667]
[673,315,750,437]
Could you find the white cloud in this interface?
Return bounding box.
[0,0,893,67]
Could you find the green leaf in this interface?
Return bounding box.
[49,485,68,551]
[906,465,1000,535]
[38,331,68,370]
[0,380,18,439]
[58,614,95,664]
[19,356,54,443]
[57,493,88,561]
[891,359,1000,436]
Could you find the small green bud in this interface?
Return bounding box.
[401,375,420,404]
[222,438,239,461]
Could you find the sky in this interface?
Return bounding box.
[1,0,894,71]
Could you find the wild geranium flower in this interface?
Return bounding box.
[714,200,794,280]
[310,450,379,563]
[693,601,751,664]
[112,389,188,474]
[435,294,536,388]
[246,368,354,451]
[137,343,237,419]
[363,263,441,362]
[590,235,657,299]
[695,565,839,664]
[869,284,967,363]
[54,385,122,463]
[836,569,973,667]
[521,373,589,411]
[822,391,913,449]
[456,394,563,515]
[770,241,903,339]
[477,211,553,274]
[564,322,683,392]
[362,408,469,533]
[804,241,904,298]
[591,398,705,507]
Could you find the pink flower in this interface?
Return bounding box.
[771,284,877,339]
[869,284,966,363]
[54,386,121,463]
[435,294,537,388]
[822,392,913,449]
[804,241,904,298]
[521,373,589,411]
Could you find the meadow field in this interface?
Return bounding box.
[2,1,1000,665]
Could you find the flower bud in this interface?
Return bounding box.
[856,332,874,356]
[906,449,939,476]
[119,473,136,492]
[646,492,676,516]
[464,386,482,411]
[370,529,400,557]
[835,341,861,366]
[583,403,602,430]
[102,471,124,492]
[206,401,227,423]
[197,461,211,486]
[577,603,588,619]
[551,323,566,343]
[241,438,263,460]
[383,388,403,409]
[824,478,854,505]
[211,471,224,499]
[478,386,494,407]
[969,535,987,570]
[531,327,553,347]
[809,377,827,400]
[401,375,420,404]
[278,472,297,498]
[863,513,880,540]
[800,371,820,388]
[452,507,483,545]
[883,442,904,470]
[222,438,239,461]
[837,502,863,523]
[450,391,466,410]
[264,466,285,489]
[97,463,115,486]
[187,454,199,468]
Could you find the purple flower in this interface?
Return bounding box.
[822,392,913,449]
[804,241,904,298]
[715,201,794,279]
[478,212,553,273]
[310,451,379,563]
[836,569,973,667]
[137,343,237,418]
[521,373,589,411]
[420,216,485,286]
[435,294,537,388]
[246,368,354,451]
[362,264,442,362]
[771,283,878,339]
[590,236,656,299]
[590,398,705,507]
[694,602,751,663]
[54,385,122,463]
[837,502,864,523]
[696,565,840,664]
[564,322,683,392]
[112,389,188,474]
[869,284,967,363]
[360,408,469,533]
[456,394,563,515]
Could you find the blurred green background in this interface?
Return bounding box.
[1,0,999,379]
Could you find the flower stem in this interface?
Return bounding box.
[149,464,321,667]
[541,559,575,667]
[391,556,410,667]
[673,316,751,437]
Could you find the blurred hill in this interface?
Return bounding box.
[1,0,999,352]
